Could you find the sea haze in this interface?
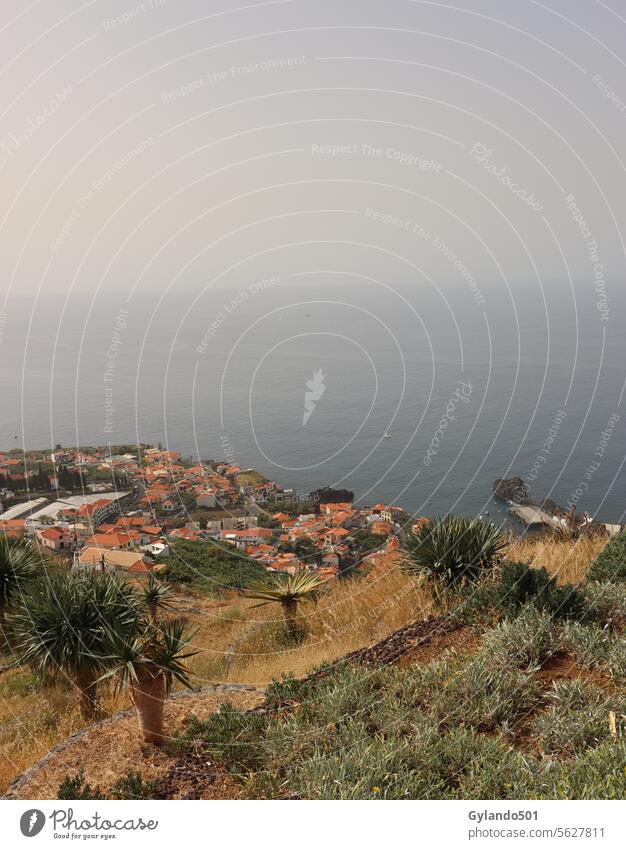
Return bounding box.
[3,277,625,522]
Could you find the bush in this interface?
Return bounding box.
[57,769,156,800]
[587,533,626,583]
[436,727,539,799]
[57,770,104,800]
[531,680,624,757]
[559,621,626,677]
[481,607,558,669]
[182,703,268,773]
[110,770,157,800]
[161,540,268,591]
[405,515,508,586]
[545,739,626,799]
[495,562,587,621]
[583,581,626,626]
[427,654,541,732]
[265,673,310,709]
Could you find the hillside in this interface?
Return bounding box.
[2,532,621,799]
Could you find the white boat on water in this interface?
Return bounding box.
[383,433,392,439]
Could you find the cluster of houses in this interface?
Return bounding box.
[0,444,422,579]
[222,502,409,578]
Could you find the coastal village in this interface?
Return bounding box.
[0,444,411,579]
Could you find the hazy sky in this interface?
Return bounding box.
[1,0,625,307]
[2,1,626,518]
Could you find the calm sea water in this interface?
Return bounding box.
[2,279,625,522]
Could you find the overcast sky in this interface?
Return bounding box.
[1,0,625,307]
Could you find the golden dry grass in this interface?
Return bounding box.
[214,555,445,683]
[13,687,263,800]
[0,667,129,796]
[505,533,606,585]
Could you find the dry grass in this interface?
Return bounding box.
[12,688,263,800]
[0,667,129,796]
[0,554,437,793]
[2,537,605,795]
[217,555,445,683]
[505,534,606,585]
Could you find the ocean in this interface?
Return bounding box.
[2,278,625,523]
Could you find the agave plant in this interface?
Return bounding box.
[405,515,508,587]
[141,572,174,622]
[10,572,138,719]
[244,570,327,641]
[0,535,42,634]
[100,618,198,744]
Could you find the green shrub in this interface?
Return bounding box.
[583,581,626,625]
[284,733,444,799]
[480,608,558,669]
[545,739,626,799]
[531,680,623,757]
[405,515,508,586]
[265,673,311,708]
[495,562,587,621]
[182,703,268,772]
[110,770,157,800]
[57,769,156,800]
[161,540,268,592]
[559,622,626,677]
[57,769,104,800]
[438,727,539,799]
[426,653,541,731]
[587,533,626,583]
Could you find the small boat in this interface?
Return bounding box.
[383,433,392,439]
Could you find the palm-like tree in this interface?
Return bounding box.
[100,618,197,744]
[0,535,42,635]
[10,573,138,719]
[245,570,327,641]
[406,514,508,586]
[141,572,174,622]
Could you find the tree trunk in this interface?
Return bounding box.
[282,598,299,641]
[131,663,167,744]
[75,668,100,720]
